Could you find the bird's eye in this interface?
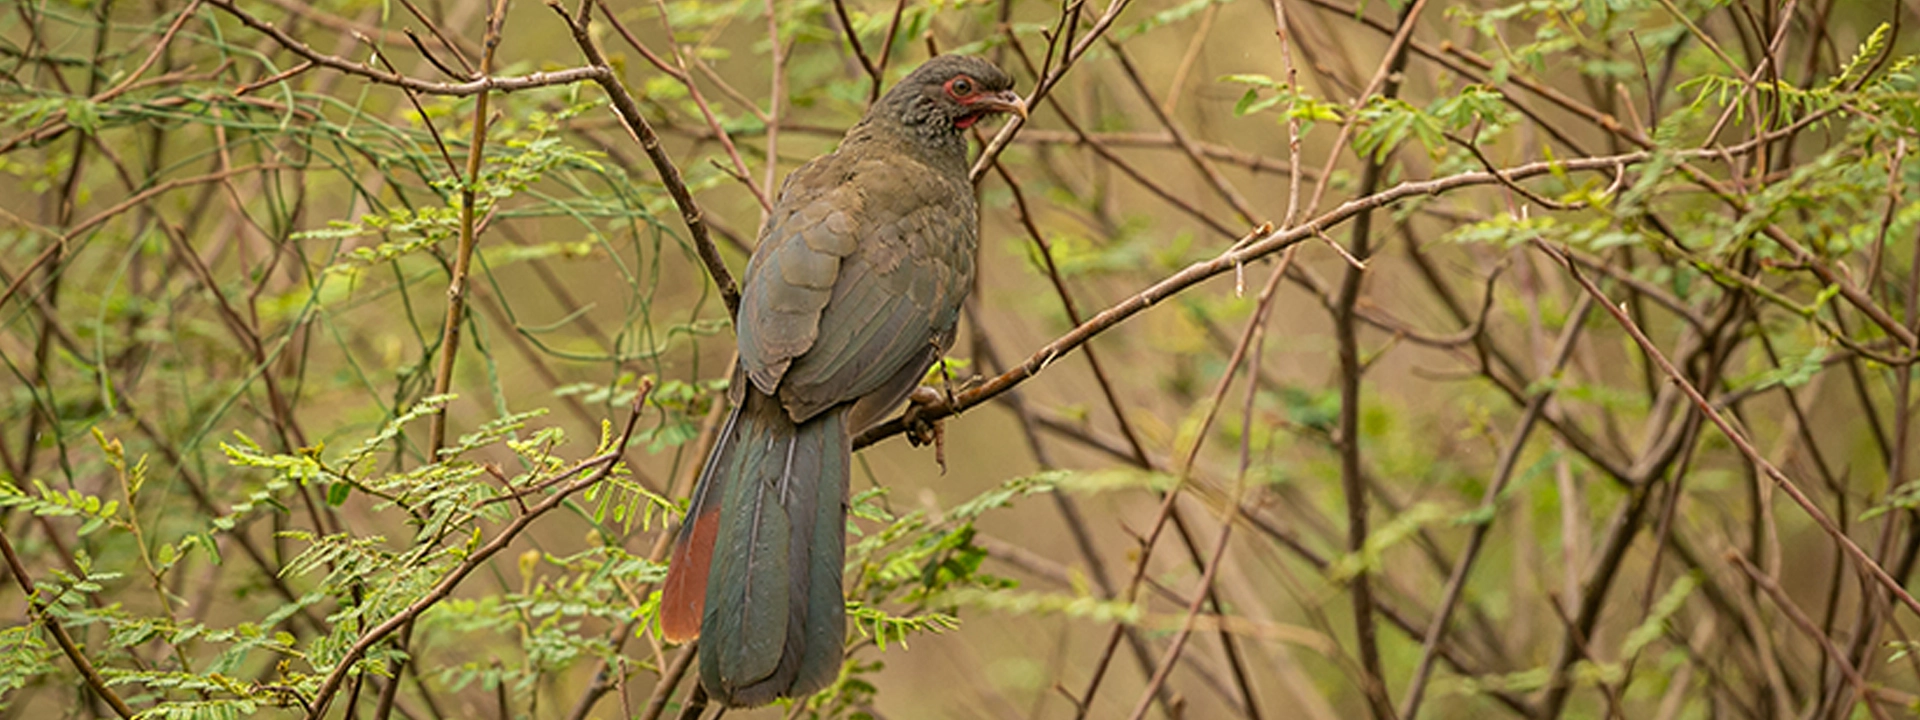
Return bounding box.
[950,77,974,97]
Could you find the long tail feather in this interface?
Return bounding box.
[677,391,849,707]
[659,403,745,643]
[794,421,849,696]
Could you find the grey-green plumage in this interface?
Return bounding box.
[698,393,848,705]
[658,55,1025,708]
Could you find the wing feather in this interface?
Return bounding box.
[735,150,975,423]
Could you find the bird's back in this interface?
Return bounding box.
[736,134,977,426]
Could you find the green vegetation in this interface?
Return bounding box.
[1,0,1917,718]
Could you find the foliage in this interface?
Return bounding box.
[2,0,1919,718]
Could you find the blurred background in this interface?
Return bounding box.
[2,0,1917,718]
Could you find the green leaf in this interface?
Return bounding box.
[1219,73,1285,89]
[1355,98,1446,162]
[1429,85,1514,129]
[1832,22,1891,90]
[1621,573,1698,658]
[1236,88,1285,117]
[63,99,100,135]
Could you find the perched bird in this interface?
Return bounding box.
[658,55,1025,707]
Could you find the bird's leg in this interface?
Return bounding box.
[933,349,986,398]
[903,386,947,473]
[937,357,958,407]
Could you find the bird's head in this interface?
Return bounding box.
[874,55,1026,135]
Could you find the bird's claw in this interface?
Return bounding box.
[903,386,947,473]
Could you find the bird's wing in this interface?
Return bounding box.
[735,156,858,394]
[735,152,975,423]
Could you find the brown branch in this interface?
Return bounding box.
[0,518,137,718]
[871,0,909,105]
[1122,243,1293,720]
[761,0,786,217]
[1100,38,1263,226]
[990,158,1183,717]
[857,150,1653,450]
[996,31,1242,240]
[395,0,476,77]
[830,0,880,90]
[1124,500,1241,720]
[1400,292,1595,717]
[1327,0,1421,702]
[427,0,508,455]
[304,385,652,719]
[0,163,287,312]
[95,0,203,102]
[1728,550,1891,720]
[552,0,740,316]
[969,0,1134,184]
[206,0,599,96]
[637,643,698,720]
[1300,0,1429,221]
[570,387,727,720]
[594,0,768,211]
[1536,237,1920,620]
[961,307,1217,715]
[673,684,709,720]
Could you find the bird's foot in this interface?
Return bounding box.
[903,386,947,473]
[929,353,983,408]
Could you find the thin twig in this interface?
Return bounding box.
[1123,245,1293,720]
[1400,292,1595,718]
[0,518,137,719]
[762,0,785,221]
[426,0,508,455]
[857,148,1718,450]
[637,643,699,720]
[305,384,653,719]
[596,0,769,210]
[395,0,476,76]
[673,684,709,720]
[968,0,1135,184]
[871,0,909,104]
[1299,0,1429,221]
[204,0,601,96]
[1101,38,1262,226]
[1536,238,1920,620]
[830,0,880,86]
[991,158,1185,718]
[551,0,741,316]
[571,385,728,720]
[1728,550,1891,720]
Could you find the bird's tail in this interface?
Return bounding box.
[659,389,849,707]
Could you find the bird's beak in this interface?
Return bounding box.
[976,90,1028,120]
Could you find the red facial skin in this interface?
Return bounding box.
[944,74,1024,129]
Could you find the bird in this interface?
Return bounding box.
[657,55,1025,708]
